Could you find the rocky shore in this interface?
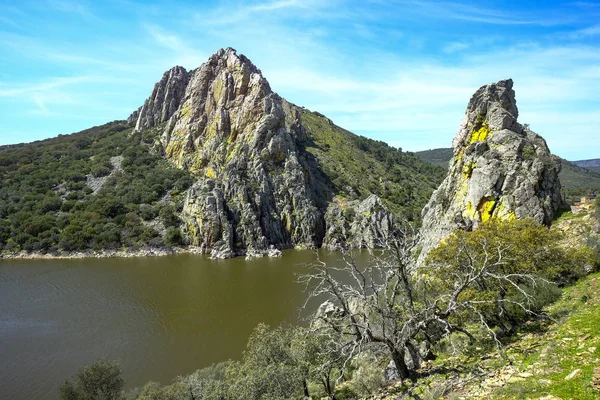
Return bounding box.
[0,245,284,260]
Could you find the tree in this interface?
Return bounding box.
[60,360,124,400]
[291,327,345,400]
[225,324,306,400]
[181,362,231,400]
[301,220,573,381]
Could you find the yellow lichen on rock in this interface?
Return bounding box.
[478,197,496,222]
[462,161,476,179]
[470,123,491,144]
[205,167,216,179]
[463,201,476,219]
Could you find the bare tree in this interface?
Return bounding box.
[300,224,553,382]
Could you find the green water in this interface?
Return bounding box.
[0,250,357,400]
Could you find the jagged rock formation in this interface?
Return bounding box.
[323,195,393,250]
[132,48,403,258]
[127,106,141,124]
[135,66,189,131]
[418,79,562,264]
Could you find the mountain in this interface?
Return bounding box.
[130,48,445,258]
[417,149,600,203]
[0,48,444,259]
[417,79,562,263]
[573,158,600,173]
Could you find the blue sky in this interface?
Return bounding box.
[1,0,599,160]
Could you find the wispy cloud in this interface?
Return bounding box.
[569,24,600,38]
[46,0,91,17]
[442,41,469,53]
[385,0,571,26]
[143,24,206,68]
[248,0,306,11]
[0,76,94,97]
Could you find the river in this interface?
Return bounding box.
[0,250,359,400]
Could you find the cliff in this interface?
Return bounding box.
[418,79,562,263]
[132,48,441,258]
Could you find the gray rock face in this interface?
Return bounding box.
[135,66,190,131]
[134,48,393,258]
[323,194,392,250]
[418,79,562,264]
[127,106,141,124]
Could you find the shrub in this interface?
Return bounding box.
[59,360,124,400]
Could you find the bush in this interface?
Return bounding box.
[226,324,306,400]
[91,163,111,178]
[349,354,386,398]
[60,360,124,400]
[163,227,183,246]
[427,219,590,334]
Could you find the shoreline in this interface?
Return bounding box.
[0,245,289,261]
[0,246,190,260]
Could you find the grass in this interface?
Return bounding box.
[300,110,445,222]
[377,271,600,399]
[490,272,600,399]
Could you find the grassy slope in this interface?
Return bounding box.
[491,272,600,399]
[301,111,446,222]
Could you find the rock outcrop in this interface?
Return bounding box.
[418,79,562,264]
[135,66,189,131]
[323,194,392,250]
[127,106,141,124]
[133,48,394,258]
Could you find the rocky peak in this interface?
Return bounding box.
[130,48,395,258]
[453,79,520,149]
[417,79,562,265]
[135,65,189,131]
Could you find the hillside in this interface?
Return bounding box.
[414,148,453,168]
[0,122,193,255]
[0,49,444,258]
[416,147,600,204]
[573,158,600,173]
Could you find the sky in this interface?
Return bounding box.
[0,0,599,160]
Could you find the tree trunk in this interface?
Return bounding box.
[406,341,423,370]
[390,347,411,380]
[303,379,310,398]
[323,375,338,400]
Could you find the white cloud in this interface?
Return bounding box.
[569,24,600,38]
[442,41,469,53]
[143,24,206,68]
[248,0,305,11]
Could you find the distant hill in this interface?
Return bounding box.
[572,158,600,173]
[414,148,453,168]
[416,148,600,204]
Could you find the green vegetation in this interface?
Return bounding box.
[0,121,192,254]
[301,110,446,221]
[490,272,600,399]
[414,148,453,168]
[558,159,600,204]
[60,359,124,400]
